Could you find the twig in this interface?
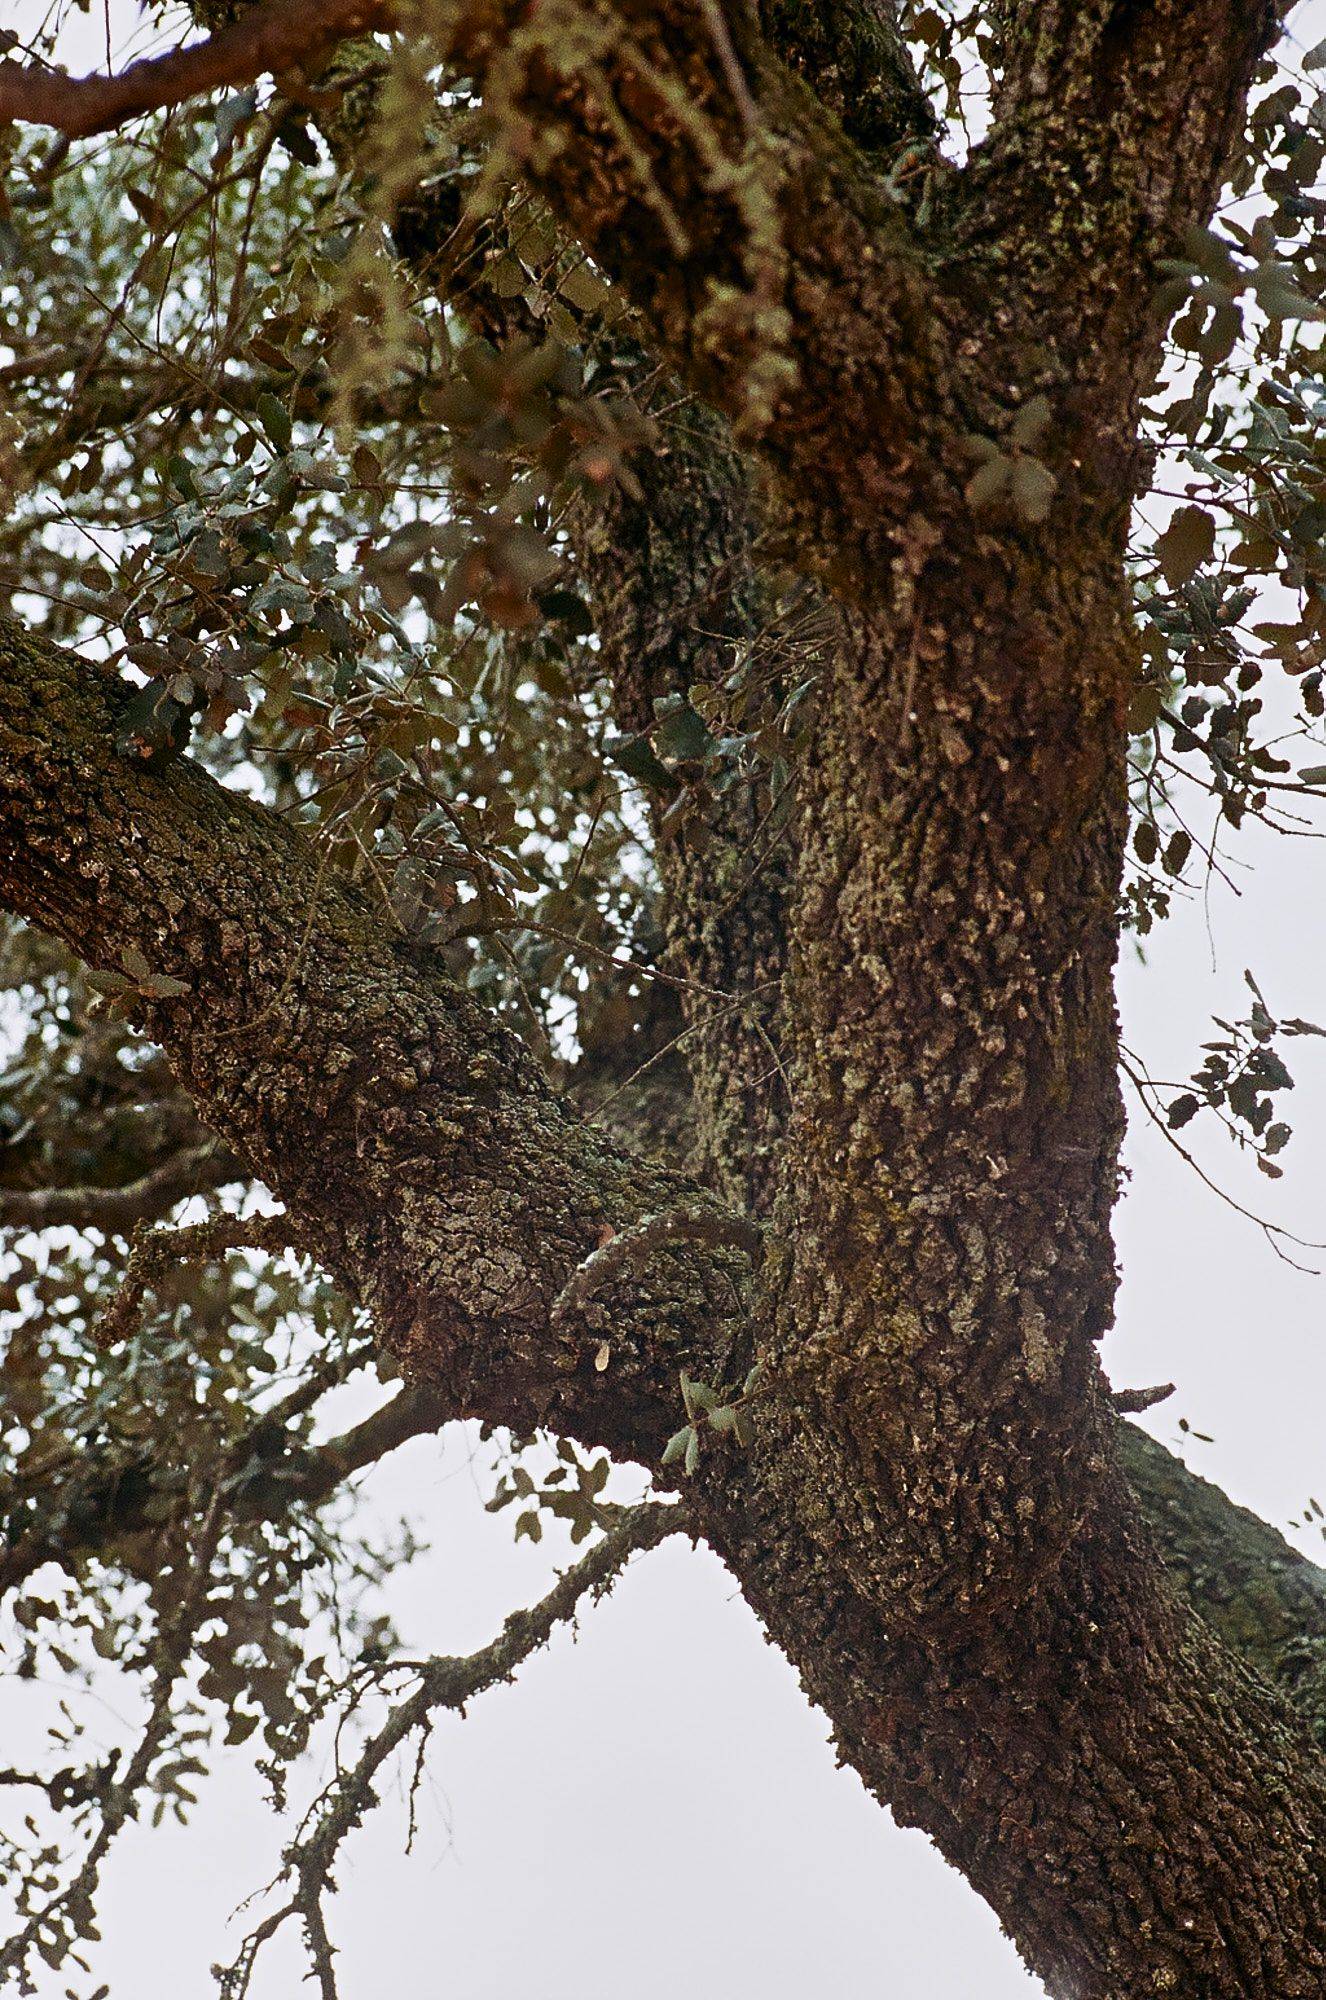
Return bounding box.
[1112,1382,1176,1414]
[221,1501,683,1998]
[94,1211,300,1349]
[1120,1052,1325,1271]
[695,0,759,134]
[550,1199,762,1337]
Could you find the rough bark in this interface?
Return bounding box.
[5,1,1326,1993]
[1120,1422,1326,1748]
[0,618,753,1461]
[573,394,795,1211]
[6,601,1326,2000]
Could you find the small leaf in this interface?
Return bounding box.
[651,700,713,764]
[140,972,190,1000]
[1252,263,1322,322]
[1167,1093,1201,1129]
[609,732,679,796]
[256,392,293,454]
[684,1428,701,1477]
[214,87,258,153]
[661,1426,694,1467]
[1128,683,1164,735]
[1010,394,1053,451]
[1155,506,1215,588]
[680,1373,718,1415]
[1162,829,1192,876]
[1009,455,1057,524]
[964,454,1011,511]
[167,454,197,499]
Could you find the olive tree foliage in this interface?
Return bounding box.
[2,0,1326,1993]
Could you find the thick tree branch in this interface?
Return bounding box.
[990,0,1280,220]
[0,1380,451,1598]
[0,613,752,1465]
[7,0,974,587]
[7,614,1326,1993]
[0,0,391,139]
[761,0,936,156]
[945,0,1285,383]
[1120,1420,1326,1746]
[0,1139,237,1233]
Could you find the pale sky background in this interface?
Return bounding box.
[2,4,1325,1997]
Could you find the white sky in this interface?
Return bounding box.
[2,4,1325,1997]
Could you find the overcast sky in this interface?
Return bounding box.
[2,5,1325,1997]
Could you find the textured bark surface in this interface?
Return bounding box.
[0,620,752,1459]
[574,396,795,1211]
[4,0,1326,1993]
[1120,1422,1326,1748]
[6,584,1326,2000]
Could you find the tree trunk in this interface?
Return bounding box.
[6,591,1326,1996]
[4,0,1325,1989]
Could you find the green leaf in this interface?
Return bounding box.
[256,392,293,454]
[609,732,679,796]
[1009,394,1052,451]
[1252,264,1322,322]
[661,1425,695,1468]
[680,1372,718,1415]
[964,454,1011,511]
[1180,225,1241,289]
[214,87,258,154]
[1008,454,1057,524]
[140,972,190,1001]
[85,969,134,997]
[651,699,714,764]
[167,454,198,499]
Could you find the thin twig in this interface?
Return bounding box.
[222,1501,683,1997]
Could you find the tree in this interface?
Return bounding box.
[2,0,1326,1991]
